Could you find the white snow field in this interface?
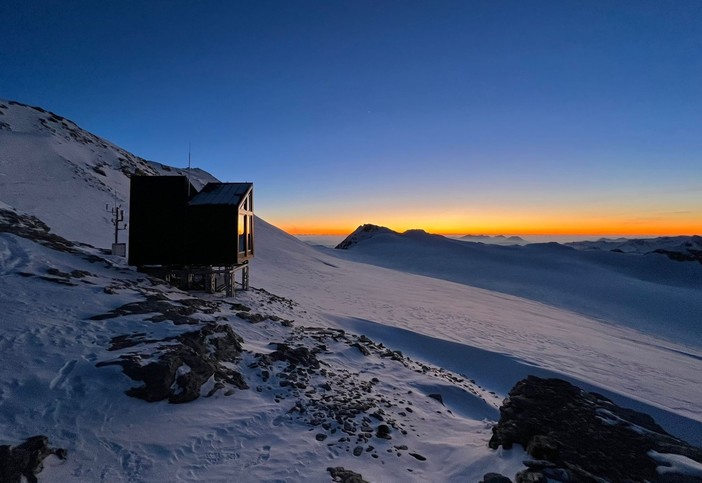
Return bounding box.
[330,226,702,348]
[1,99,701,481]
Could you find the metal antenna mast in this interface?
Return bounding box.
[187,142,192,198]
[106,201,127,245]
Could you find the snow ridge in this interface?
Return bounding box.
[0,98,216,247]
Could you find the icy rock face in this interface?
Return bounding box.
[489,376,702,482]
[335,224,396,249]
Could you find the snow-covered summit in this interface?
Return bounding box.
[335,224,444,249]
[0,98,216,247]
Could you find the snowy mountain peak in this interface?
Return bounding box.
[335,223,397,249]
[335,224,447,249]
[0,99,216,247]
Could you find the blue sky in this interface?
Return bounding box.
[2,1,701,234]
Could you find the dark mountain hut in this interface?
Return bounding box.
[128,176,253,294]
[187,182,254,265]
[128,176,196,267]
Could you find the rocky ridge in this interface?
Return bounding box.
[487,376,702,482]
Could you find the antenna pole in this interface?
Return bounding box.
[107,202,127,245]
[187,142,192,197]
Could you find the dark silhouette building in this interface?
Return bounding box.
[128,176,253,293]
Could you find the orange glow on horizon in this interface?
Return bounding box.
[272,216,701,238]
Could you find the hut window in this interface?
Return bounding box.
[238,214,245,252]
[247,215,253,254]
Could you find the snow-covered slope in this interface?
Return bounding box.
[333,225,702,348]
[251,220,702,437]
[0,99,216,247]
[2,206,702,482]
[1,100,701,481]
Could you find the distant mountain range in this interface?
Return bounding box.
[566,236,702,263]
[458,234,526,244]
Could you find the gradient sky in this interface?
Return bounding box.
[2,1,701,235]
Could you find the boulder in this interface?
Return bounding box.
[489,376,702,482]
[0,435,66,483]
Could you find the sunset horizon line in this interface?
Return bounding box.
[282,226,701,238]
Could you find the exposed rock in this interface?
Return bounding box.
[376,424,392,440]
[0,435,67,483]
[350,342,370,356]
[327,466,368,483]
[97,323,247,403]
[489,376,702,482]
[481,473,513,483]
[0,208,77,254]
[268,343,320,369]
[427,393,444,405]
[237,311,267,323]
[90,295,209,325]
[654,248,702,264]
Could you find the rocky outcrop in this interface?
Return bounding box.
[0,208,77,254]
[97,323,248,403]
[90,294,223,325]
[0,435,66,483]
[489,376,702,482]
[327,466,368,483]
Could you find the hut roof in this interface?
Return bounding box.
[188,182,252,206]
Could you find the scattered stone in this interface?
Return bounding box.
[352,446,363,456]
[237,311,267,323]
[427,393,444,405]
[327,466,368,483]
[376,424,392,440]
[90,294,203,325]
[350,343,370,356]
[268,343,320,369]
[315,433,327,441]
[408,452,426,461]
